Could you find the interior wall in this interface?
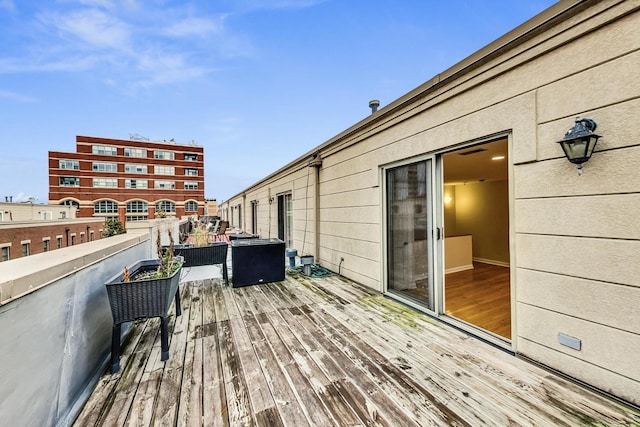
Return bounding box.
[443,185,457,236]
[452,180,509,264]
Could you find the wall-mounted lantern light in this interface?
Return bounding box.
[557,117,601,175]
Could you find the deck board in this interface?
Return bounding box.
[74,271,640,427]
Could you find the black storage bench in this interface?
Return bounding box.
[231,238,285,287]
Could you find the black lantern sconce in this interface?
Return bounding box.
[556,117,601,176]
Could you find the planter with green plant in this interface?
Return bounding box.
[105,228,183,373]
[167,222,229,283]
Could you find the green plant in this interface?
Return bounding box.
[156,227,180,278]
[104,219,125,237]
[122,222,181,281]
[192,222,210,247]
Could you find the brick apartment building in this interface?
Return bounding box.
[0,217,105,261]
[48,135,205,224]
[0,200,105,262]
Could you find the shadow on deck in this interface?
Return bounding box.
[74,268,640,426]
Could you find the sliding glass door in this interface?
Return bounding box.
[386,159,435,311]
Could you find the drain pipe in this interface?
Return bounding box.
[308,153,322,263]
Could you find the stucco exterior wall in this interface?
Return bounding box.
[220,0,640,405]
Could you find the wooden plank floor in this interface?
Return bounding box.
[74,271,640,426]
[445,262,511,339]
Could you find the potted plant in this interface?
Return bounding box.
[105,228,184,373]
[168,221,229,284]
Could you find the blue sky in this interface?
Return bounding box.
[0,0,556,203]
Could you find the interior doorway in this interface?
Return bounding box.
[441,138,511,339]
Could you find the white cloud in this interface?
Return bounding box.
[164,16,226,38]
[0,0,16,12]
[236,0,328,11]
[132,50,208,88]
[0,55,100,73]
[43,8,131,50]
[0,3,256,88]
[0,90,37,102]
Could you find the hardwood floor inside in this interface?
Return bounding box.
[445,262,511,339]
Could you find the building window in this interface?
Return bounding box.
[93,178,118,188]
[126,215,148,222]
[94,200,119,214]
[185,201,198,212]
[125,179,148,189]
[61,200,80,209]
[43,239,50,252]
[124,147,147,158]
[60,177,80,187]
[57,237,62,248]
[22,242,30,257]
[80,233,85,243]
[154,180,175,190]
[184,153,198,161]
[92,145,117,156]
[154,150,174,160]
[125,163,148,173]
[156,200,176,213]
[59,159,79,170]
[126,200,148,213]
[1,246,9,261]
[184,168,198,176]
[92,162,118,172]
[90,231,94,241]
[71,235,76,245]
[184,181,198,190]
[155,165,175,175]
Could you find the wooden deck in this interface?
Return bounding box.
[75,271,640,426]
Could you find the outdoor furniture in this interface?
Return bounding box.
[213,221,229,242]
[229,232,258,240]
[171,242,229,284]
[208,219,220,234]
[231,238,285,287]
[104,259,183,373]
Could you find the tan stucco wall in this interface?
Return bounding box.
[219,0,640,405]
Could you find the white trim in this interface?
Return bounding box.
[445,264,474,274]
[473,257,510,268]
[20,239,31,244]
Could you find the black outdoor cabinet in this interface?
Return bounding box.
[231,238,285,287]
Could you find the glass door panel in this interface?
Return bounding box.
[386,159,433,310]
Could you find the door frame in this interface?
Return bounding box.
[380,153,440,316]
[380,132,516,352]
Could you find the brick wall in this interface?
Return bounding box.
[0,220,105,260]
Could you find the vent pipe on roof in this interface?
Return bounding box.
[369,99,380,114]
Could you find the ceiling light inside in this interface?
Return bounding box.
[492,155,505,161]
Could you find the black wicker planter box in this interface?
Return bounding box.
[105,258,183,373]
[168,242,229,284]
